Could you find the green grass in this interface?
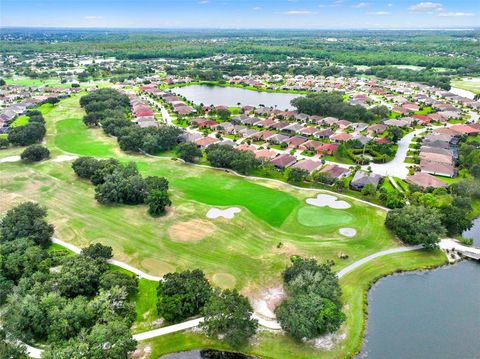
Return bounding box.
[133,279,159,332]
[0,92,451,359]
[296,205,353,227]
[10,115,29,128]
[451,78,480,95]
[143,250,447,359]
[54,118,116,157]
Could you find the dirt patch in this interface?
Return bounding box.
[141,258,175,275]
[0,192,21,212]
[129,344,152,359]
[168,219,216,242]
[212,273,236,289]
[273,242,301,257]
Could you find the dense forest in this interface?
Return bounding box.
[1,29,479,77]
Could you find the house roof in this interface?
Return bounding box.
[254,149,277,160]
[270,154,296,168]
[331,133,353,142]
[420,160,455,177]
[195,137,219,147]
[319,164,349,178]
[406,172,447,189]
[351,171,382,187]
[292,159,322,172]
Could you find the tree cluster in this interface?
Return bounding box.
[0,202,137,358]
[205,143,259,175]
[291,92,379,123]
[7,109,47,147]
[275,258,345,341]
[72,157,171,216]
[80,88,183,155]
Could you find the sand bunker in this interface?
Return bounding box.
[339,227,357,237]
[52,155,78,162]
[252,287,285,320]
[206,207,241,219]
[0,155,21,163]
[306,194,351,209]
[168,219,216,242]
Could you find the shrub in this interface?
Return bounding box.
[20,145,50,162]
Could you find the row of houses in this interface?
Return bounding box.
[188,115,388,155]
[142,86,197,116]
[418,123,480,177]
[127,94,158,128]
[0,93,68,133]
[180,131,382,190]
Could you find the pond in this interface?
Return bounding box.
[358,218,480,359]
[171,85,302,110]
[160,349,257,359]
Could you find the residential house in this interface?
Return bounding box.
[406,172,447,189]
[270,154,297,169]
[292,159,322,173]
[350,171,382,190]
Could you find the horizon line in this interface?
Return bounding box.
[0,26,478,32]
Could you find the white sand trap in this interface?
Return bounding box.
[339,227,357,237]
[306,194,351,209]
[52,155,78,162]
[206,207,241,219]
[0,155,21,163]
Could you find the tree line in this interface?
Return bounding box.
[81,88,182,155]
[291,92,384,123]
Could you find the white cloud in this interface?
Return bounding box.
[198,0,209,4]
[437,12,474,17]
[252,6,262,11]
[84,16,104,20]
[367,11,390,16]
[409,2,443,11]
[387,3,393,7]
[282,10,318,15]
[353,2,369,9]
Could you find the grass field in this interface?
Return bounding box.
[142,249,447,359]
[0,94,447,358]
[451,77,480,95]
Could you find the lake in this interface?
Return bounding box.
[160,349,257,359]
[171,85,302,110]
[358,218,480,359]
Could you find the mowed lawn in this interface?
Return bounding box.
[142,250,447,359]
[0,94,439,359]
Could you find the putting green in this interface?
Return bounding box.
[296,205,353,228]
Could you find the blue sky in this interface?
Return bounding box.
[1,0,479,29]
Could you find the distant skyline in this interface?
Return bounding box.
[1,0,479,30]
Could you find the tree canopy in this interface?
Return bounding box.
[385,206,446,249]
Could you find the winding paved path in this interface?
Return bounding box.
[336,245,423,278]
[23,238,424,359]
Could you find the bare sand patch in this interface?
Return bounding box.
[168,219,216,242]
[206,207,241,219]
[306,194,351,209]
[52,155,78,162]
[0,155,21,163]
[252,286,285,320]
[212,273,236,289]
[339,227,357,237]
[141,258,174,276]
